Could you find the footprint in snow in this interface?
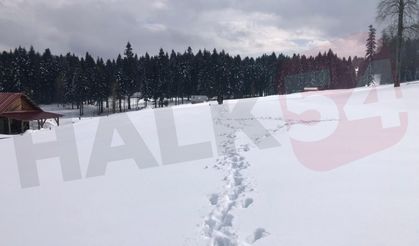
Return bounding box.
[209,194,219,206]
[246,228,270,244]
[242,198,254,208]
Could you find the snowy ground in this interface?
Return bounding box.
[37,98,202,129]
[0,82,418,246]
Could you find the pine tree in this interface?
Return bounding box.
[115,54,125,112]
[366,25,377,61]
[27,47,41,99]
[366,25,377,85]
[156,48,169,107]
[183,47,194,101]
[39,49,58,103]
[140,53,151,107]
[123,42,138,110]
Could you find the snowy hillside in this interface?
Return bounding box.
[0,82,418,246]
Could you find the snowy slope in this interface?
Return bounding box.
[0,82,418,246]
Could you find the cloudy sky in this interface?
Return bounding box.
[0,0,380,58]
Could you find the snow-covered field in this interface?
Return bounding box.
[0,82,418,246]
[35,99,201,130]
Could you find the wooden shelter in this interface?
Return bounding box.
[0,93,63,134]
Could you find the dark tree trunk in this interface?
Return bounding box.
[395,0,405,87]
[79,101,83,117]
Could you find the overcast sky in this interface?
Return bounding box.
[0,0,380,58]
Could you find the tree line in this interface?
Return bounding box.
[0,27,418,115]
[0,43,368,112]
[0,44,287,113]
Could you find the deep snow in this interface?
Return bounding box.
[0,82,418,246]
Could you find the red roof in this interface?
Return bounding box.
[0,93,62,120]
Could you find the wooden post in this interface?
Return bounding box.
[54,117,60,126]
[20,121,24,133]
[40,119,47,128]
[7,118,11,134]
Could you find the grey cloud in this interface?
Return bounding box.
[0,0,380,58]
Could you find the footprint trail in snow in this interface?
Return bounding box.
[203,109,270,246]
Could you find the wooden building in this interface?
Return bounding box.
[0,93,63,134]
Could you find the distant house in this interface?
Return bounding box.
[0,93,63,134]
[284,69,330,94]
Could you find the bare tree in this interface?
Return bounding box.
[377,0,419,87]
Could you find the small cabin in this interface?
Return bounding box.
[0,93,63,134]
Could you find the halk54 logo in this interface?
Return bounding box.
[279,86,408,171]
